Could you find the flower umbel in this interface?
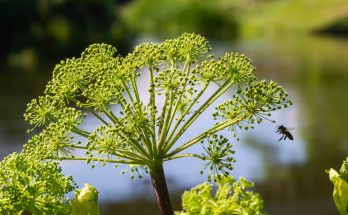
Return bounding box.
[22,33,292,214]
[176,176,266,215]
[200,134,235,181]
[0,153,76,215]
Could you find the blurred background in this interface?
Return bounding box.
[1,0,348,214]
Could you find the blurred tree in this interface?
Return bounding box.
[121,0,239,40]
[315,17,348,36]
[0,0,133,67]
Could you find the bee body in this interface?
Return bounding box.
[276,125,293,141]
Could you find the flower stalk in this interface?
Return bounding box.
[150,162,174,215]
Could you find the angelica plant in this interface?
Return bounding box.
[0,151,101,215]
[24,33,291,214]
[175,176,266,215]
[0,152,76,215]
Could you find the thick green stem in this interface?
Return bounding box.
[157,91,174,153]
[150,162,173,215]
[47,113,90,138]
[164,153,203,161]
[71,127,90,138]
[131,77,141,104]
[101,106,151,159]
[60,156,146,165]
[129,76,154,155]
[149,65,157,154]
[121,79,134,103]
[166,60,191,133]
[164,82,210,153]
[157,92,168,138]
[164,80,233,154]
[89,109,110,126]
[165,117,244,158]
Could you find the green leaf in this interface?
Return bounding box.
[329,168,348,215]
[340,157,348,181]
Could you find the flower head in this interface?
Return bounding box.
[200,134,235,181]
[0,153,76,214]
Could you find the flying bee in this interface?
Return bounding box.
[276,125,293,141]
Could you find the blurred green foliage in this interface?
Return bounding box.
[2,0,346,71]
[316,17,348,36]
[121,0,239,39]
[0,0,133,61]
[235,0,348,37]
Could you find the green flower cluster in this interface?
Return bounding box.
[0,153,76,214]
[213,80,291,140]
[24,122,78,159]
[23,33,291,181]
[175,176,266,215]
[194,53,255,83]
[200,134,235,181]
